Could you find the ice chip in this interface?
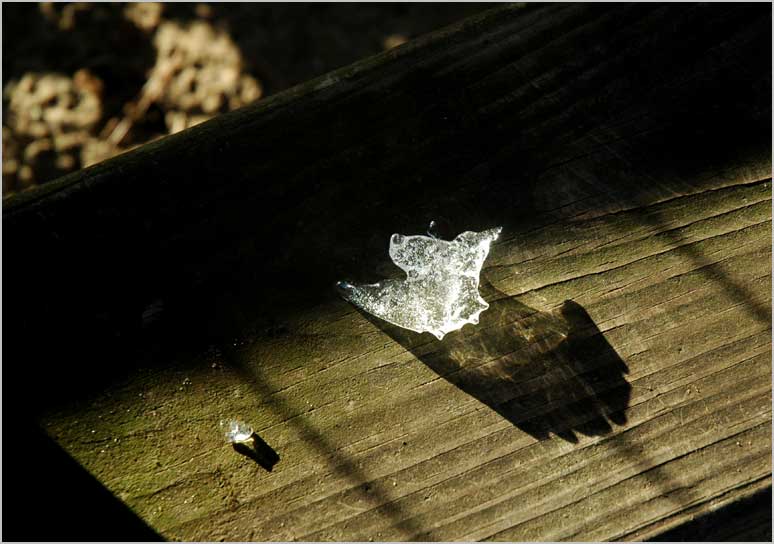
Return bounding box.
[338,223,502,340]
[221,418,254,443]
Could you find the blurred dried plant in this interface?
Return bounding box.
[3,69,102,190]
[3,2,262,195]
[3,2,489,195]
[134,19,262,136]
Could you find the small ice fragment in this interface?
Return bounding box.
[426,220,440,239]
[338,223,502,340]
[221,419,254,443]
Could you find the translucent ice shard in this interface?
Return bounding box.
[221,419,254,444]
[338,224,502,340]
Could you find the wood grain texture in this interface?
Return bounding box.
[4,3,771,541]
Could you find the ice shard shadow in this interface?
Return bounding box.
[361,281,631,443]
[232,433,280,471]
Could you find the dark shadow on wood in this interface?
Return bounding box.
[357,279,631,443]
[2,417,163,542]
[649,486,772,542]
[232,433,280,472]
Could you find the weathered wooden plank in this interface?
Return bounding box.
[36,174,771,540]
[4,2,771,541]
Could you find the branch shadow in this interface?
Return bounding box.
[358,279,631,444]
